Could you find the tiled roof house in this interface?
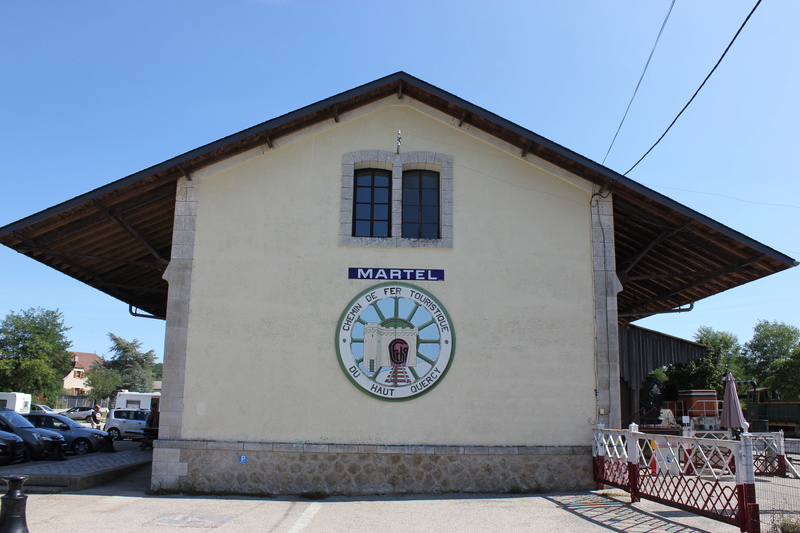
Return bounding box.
[63,351,103,395]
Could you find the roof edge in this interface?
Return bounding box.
[1,72,796,271]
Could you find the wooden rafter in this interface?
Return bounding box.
[620,255,766,316]
[16,246,165,271]
[626,267,749,282]
[12,231,130,299]
[619,220,692,282]
[92,200,168,266]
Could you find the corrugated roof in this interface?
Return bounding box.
[619,325,709,387]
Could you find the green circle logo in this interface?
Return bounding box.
[336,283,455,401]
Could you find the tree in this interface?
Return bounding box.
[105,333,156,392]
[662,326,741,395]
[695,326,744,377]
[741,320,800,392]
[152,362,163,381]
[0,308,73,405]
[772,345,800,400]
[85,361,122,402]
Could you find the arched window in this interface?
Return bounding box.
[340,150,452,248]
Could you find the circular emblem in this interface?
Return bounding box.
[336,282,455,401]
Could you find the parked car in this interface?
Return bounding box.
[0,408,67,461]
[30,404,55,414]
[0,429,25,465]
[24,413,109,455]
[63,406,95,421]
[103,409,150,440]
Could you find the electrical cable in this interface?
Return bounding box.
[642,183,800,210]
[623,0,763,176]
[603,0,677,165]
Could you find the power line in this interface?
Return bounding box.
[603,0,676,165]
[624,0,763,176]
[643,183,800,210]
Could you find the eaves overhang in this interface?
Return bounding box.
[0,72,795,320]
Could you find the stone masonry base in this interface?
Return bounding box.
[151,440,593,496]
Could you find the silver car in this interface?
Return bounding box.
[24,413,109,455]
[103,409,150,440]
[62,406,95,421]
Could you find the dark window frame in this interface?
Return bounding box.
[340,150,453,248]
[402,169,440,239]
[352,168,392,238]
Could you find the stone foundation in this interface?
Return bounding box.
[151,440,593,496]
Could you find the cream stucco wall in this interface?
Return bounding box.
[179,101,597,447]
[62,371,87,393]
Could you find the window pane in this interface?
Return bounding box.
[373,173,390,187]
[421,174,438,189]
[356,173,373,187]
[402,223,418,239]
[357,204,375,220]
[373,221,389,237]
[421,206,439,223]
[404,173,419,189]
[421,224,439,239]
[373,187,389,203]
[421,189,438,205]
[355,221,371,237]
[403,191,419,206]
[374,204,389,221]
[356,187,373,202]
[403,205,419,222]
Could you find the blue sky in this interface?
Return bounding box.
[1,1,797,362]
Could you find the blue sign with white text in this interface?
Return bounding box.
[348,268,444,281]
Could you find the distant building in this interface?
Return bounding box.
[62,351,102,395]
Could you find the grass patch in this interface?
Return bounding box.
[769,514,800,533]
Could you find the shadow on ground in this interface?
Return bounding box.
[546,492,720,533]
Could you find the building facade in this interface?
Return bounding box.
[1,73,794,496]
[154,99,617,494]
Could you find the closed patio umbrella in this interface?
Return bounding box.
[721,372,749,431]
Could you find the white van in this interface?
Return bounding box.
[114,390,160,410]
[0,392,32,414]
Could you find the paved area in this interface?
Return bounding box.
[0,440,151,491]
[0,446,742,532]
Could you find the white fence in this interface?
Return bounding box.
[593,424,760,532]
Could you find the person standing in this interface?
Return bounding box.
[91,404,102,429]
[141,401,159,450]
